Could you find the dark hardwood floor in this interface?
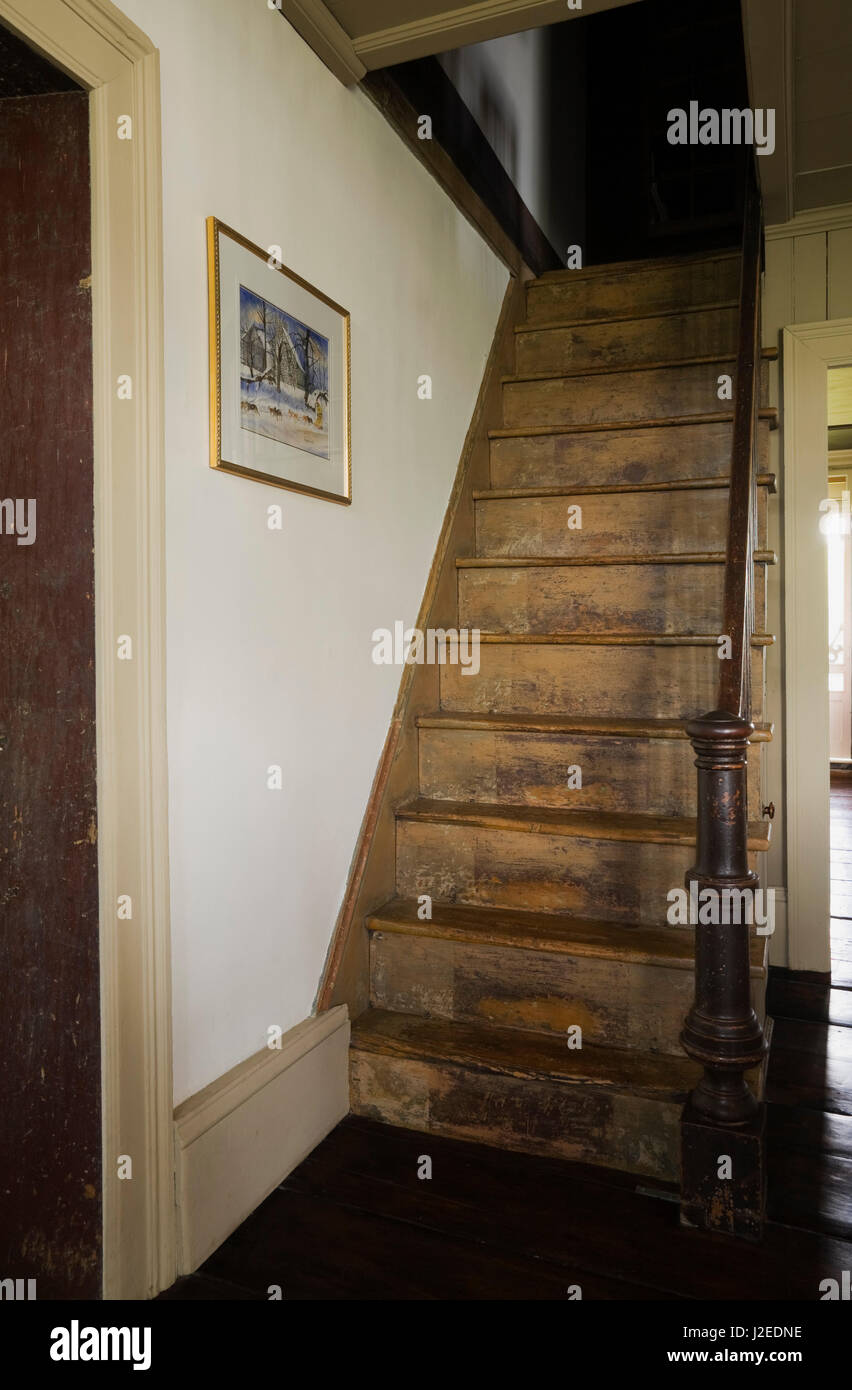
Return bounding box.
[161,1008,852,1298]
[157,778,852,1301]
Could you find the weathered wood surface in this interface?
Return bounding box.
[490,415,773,489]
[525,249,741,324]
[418,723,762,816]
[502,357,771,429]
[350,1012,693,1179]
[368,896,769,972]
[0,91,100,1298]
[457,556,769,635]
[440,637,768,720]
[396,814,765,921]
[516,303,738,374]
[370,930,697,1054]
[475,481,769,557]
[351,241,777,1182]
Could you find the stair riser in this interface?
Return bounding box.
[396,819,762,922]
[490,419,771,489]
[516,305,738,375]
[476,487,767,558]
[350,1048,683,1180]
[458,564,767,635]
[440,644,767,720]
[502,361,769,430]
[525,255,741,326]
[371,931,767,1055]
[418,727,762,817]
[370,931,697,1054]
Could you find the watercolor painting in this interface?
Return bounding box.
[239,285,330,460]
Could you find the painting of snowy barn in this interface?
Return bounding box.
[239,285,330,460]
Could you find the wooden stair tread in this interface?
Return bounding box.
[416,711,773,741]
[501,347,777,385]
[474,473,776,501]
[457,550,776,568]
[473,631,775,645]
[515,299,739,333]
[367,896,768,973]
[351,1009,700,1098]
[489,408,778,438]
[354,238,775,1183]
[532,247,740,284]
[396,797,772,850]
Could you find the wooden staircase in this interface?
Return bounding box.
[350,247,776,1184]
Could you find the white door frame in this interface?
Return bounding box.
[783,319,852,973]
[0,0,172,1297]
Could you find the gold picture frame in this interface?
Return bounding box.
[207,216,351,504]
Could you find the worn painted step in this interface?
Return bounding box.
[368,899,768,1057]
[502,355,772,430]
[474,476,772,558]
[525,248,741,327]
[439,634,770,722]
[457,553,771,636]
[416,712,768,816]
[489,413,775,490]
[395,799,770,922]
[515,302,739,375]
[350,1008,700,1179]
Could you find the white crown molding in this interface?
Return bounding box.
[278,0,365,84]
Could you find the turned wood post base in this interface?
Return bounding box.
[679,710,768,1237]
[680,1102,766,1240]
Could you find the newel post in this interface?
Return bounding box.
[679,710,767,1239]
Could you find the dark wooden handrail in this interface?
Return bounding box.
[679,156,768,1237]
[718,160,763,722]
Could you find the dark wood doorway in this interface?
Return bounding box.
[0,30,100,1300]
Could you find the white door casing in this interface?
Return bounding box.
[0,0,172,1298]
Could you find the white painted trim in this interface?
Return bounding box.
[0,0,172,1298]
[277,0,365,85]
[767,885,787,967]
[741,0,794,226]
[174,1007,350,1277]
[783,319,852,972]
[767,203,852,241]
[353,0,641,70]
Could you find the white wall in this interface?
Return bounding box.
[438,26,585,261]
[119,0,508,1103]
[440,31,551,235]
[762,203,852,966]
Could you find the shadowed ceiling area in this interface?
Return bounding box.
[277,0,642,82]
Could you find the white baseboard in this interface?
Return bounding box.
[173,1005,350,1274]
[768,886,787,968]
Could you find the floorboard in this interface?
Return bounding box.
[154,786,852,1302]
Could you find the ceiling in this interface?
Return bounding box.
[743,0,852,222]
[277,0,641,84]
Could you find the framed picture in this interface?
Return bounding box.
[207,217,351,504]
